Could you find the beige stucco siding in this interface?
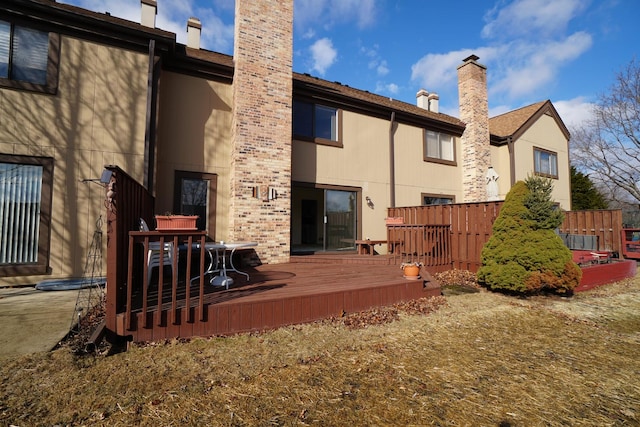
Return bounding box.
[155,72,233,241]
[512,114,571,209]
[292,109,462,244]
[489,144,511,200]
[0,36,149,285]
[392,123,461,204]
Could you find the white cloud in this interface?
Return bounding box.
[310,38,338,75]
[410,47,502,92]
[488,104,513,118]
[491,32,592,98]
[294,0,377,33]
[195,10,234,53]
[377,61,389,76]
[302,28,316,40]
[157,0,234,52]
[553,97,595,129]
[294,0,327,31]
[482,0,589,40]
[362,45,388,76]
[375,82,399,95]
[333,0,377,28]
[410,29,591,105]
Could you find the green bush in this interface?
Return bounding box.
[477,179,582,295]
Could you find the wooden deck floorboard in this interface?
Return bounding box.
[117,258,442,342]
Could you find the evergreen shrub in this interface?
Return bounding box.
[477,178,582,294]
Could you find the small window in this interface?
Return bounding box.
[293,100,341,147]
[0,20,59,94]
[0,155,54,276]
[422,194,454,205]
[424,130,455,164]
[534,148,558,178]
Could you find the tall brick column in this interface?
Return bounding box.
[230,0,293,264]
[458,55,491,202]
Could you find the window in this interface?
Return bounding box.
[422,194,454,205]
[293,100,341,146]
[534,148,558,178]
[0,20,59,94]
[0,155,53,276]
[424,130,455,163]
[173,171,217,237]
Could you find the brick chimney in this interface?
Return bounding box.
[140,0,157,28]
[230,0,293,264]
[186,17,201,49]
[458,54,490,202]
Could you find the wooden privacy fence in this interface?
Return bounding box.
[388,204,624,272]
[558,209,622,254]
[388,202,502,272]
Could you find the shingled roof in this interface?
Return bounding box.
[293,72,465,131]
[489,100,569,144]
[164,49,467,134]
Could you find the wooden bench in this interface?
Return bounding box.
[355,239,387,256]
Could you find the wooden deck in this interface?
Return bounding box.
[115,260,441,343]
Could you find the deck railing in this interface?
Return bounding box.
[105,166,154,335]
[387,224,452,271]
[124,231,209,332]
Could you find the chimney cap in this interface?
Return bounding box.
[187,17,202,29]
[463,54,480,63]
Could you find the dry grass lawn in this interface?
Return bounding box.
[1,273,639,426]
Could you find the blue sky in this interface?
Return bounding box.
[60,0,638,129]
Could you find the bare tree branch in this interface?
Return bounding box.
[570,57,640,202]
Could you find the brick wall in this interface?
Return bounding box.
[230,0,294,264]
[457,55,491,202]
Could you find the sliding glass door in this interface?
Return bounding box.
[292,184,360,253]
[325,189,356,251]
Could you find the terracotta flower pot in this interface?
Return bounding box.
[403,264,420,278]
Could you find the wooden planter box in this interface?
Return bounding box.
[155,215,198,231]
[385,217,404,225]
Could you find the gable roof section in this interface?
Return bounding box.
[489,100,570,145]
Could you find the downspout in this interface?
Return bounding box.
[389,111,396,208]
[143,39,159,190]
[507,136,515,186]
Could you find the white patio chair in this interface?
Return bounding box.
[139,218,177,287]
